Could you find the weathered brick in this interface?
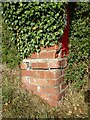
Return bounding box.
[21,70,62,79]
[45,69,62,79]
[48,59,62,68]
[39,51,56,59]
[31,62,48,69]
[48,60,60,68]
[30,77,47,86]
[41,86,60,95]
[47,79,59,86]
[45,70,54,79]
[21,43,67,107]
[47,77,64,86]
[48,59,66,68]
[24,82,37,92]
[21,63,27,69]
[34,91,49,101]
[49,92,63,102]
[36,70,46,78]
[21,70,37,77]
[31,59,67,69]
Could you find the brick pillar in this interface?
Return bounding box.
[21,44,68,107]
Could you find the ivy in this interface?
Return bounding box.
[2,2,66,60]
[65,3,89,90]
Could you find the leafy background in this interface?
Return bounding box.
[2,2,89,89]
[2,2,65,60]
[65,2,89,89]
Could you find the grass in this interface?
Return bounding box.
[2,65,88,119]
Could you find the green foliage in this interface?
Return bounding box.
[2,2,89,89]
[2,2,65,60]
[65,3,89,89]
[2,21,21,69]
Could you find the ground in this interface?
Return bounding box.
[1,64,88,119]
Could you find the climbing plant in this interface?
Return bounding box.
[2,2,65,61]
[65,2,89,89]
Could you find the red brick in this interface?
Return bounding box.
[34,91,49,101]
[47,79,59,86]
[21,63,27,69]
[22,76,64,88]
[36,70,54,79]
[41,86,60,95]
[45,70,62,79]
[44,70,55,79]
[21,83,35,95]
[37,70,46,78]
[21,70,37,77]
[23,82,37,92]
[28,53,39,59]
[47,77,64,86]
[21,69,62,79]
[21,70,61,79]
[31,62,48,69]
[49,92,63,102]
[48,60,65,68]
[39,51,56,59]
[48,60,59,68]
[30,77,47,86]
[37,70,60,79]
[55,70,62,78]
